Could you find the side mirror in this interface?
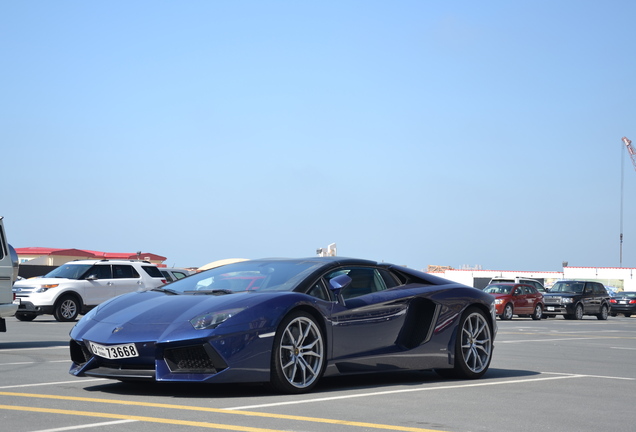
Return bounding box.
[329,274,352,290]
[86,275,98,281]
[329,274,352,305]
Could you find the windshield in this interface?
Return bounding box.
[619,292,636,298]
[550,282,584,293]
[161,259,324,294]
[44,264,93,280]
[484,284,512,294]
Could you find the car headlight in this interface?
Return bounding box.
[190,308,244,330]
[35,284,59,293]
[562,298,573,303]
[494,299,504,304]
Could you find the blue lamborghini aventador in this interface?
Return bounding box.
[69,257,496,394]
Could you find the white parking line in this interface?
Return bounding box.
[0,379,106,389]
[227,372,636,410]
[0,346,67,352]
[226,374,583,410]
[29,419,137,432]
[500,337,610,343]
[0,360,68,366]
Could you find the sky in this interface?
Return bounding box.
[2,1,636,272]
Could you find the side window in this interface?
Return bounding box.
[172,271,187,280]
[161,271,174,282]
[0,226,6,259]
[112,265,139,279]
[85,265,112,280]
[142,265,163,278]
[584,283,593,294]
[378,269,399,289]
[306,280,331,301]
[594,283,607,294]
[325,267,390,300]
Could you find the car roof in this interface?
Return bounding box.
[65,259,157,265]
[487,282,529,286]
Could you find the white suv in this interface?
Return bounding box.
[13,259,167,322]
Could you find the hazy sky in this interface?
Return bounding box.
[2,1,635,271]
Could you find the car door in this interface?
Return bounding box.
[582,282,598,313]
[326,267,407,362]
[591,283,607,312]
[512,285,530,314]
[111,264,145,297]
[82,264,116,306]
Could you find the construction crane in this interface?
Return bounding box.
[623,137,636,170]
[620,137,634,266]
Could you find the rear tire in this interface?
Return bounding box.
[53,295,80,322]
[531,304,543,320]
[596,304,609,320]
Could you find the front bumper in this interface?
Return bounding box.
[543,304,574,315]
[15,300,53,315]
[69,328,274,385]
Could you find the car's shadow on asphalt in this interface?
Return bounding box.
[80,368,540,399]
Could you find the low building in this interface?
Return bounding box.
[429,266,635,292]
[15,247,166,267]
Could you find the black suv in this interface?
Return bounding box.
[543,280,610,320]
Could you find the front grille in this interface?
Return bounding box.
[164,344,228,374]
[544,296,561,304]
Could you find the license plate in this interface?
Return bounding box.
[89,341,138,359]
[547,307,555,311]
[620,301,628,304]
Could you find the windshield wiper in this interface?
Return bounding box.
[151,287,180,295]
[184,289,234,295]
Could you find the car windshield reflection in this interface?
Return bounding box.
[164,260,324,294]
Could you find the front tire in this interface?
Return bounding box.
[500,303,513,320]
[573,304,584,320]
[53,295,80,322]
[437,307,493,379]
[270,311,325,394]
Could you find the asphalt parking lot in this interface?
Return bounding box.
[1,315,635,432]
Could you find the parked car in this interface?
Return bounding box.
[160,268,194,283]
[489,277,547,293]
[13,259,167,322]
[484,283,544,320]
[609,291,636,317]
[0,217,19,332]
[69,257,497,394]
[542,280,610,320]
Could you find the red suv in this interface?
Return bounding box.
[484,283,544,320]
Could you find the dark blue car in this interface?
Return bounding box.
[69,257,496,393]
